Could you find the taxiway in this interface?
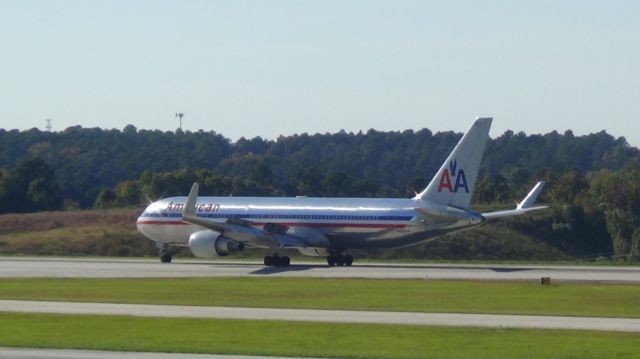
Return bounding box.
[1,299,639,332]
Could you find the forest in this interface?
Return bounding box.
[1,124,640,260]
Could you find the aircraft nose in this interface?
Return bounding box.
[136,203,158,240]
[136,206,149,225]
[137,202,157,225]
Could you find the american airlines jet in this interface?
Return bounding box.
[137,118,547,266]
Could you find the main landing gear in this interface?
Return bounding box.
[327,254,353,266]
[157,242,172,263]
[160,252,172,263]
[264,255,291,267]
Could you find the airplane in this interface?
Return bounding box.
[136,117,547,266]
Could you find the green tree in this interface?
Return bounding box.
[0,158,60,213]
[114,180,143,207]
[94,189,118,209]
[588,168,640,258]
[631,229,640,259]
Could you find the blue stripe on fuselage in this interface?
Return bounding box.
[140,211,413,222]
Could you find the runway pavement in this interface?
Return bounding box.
[0,347,320,359]
[1,256,639,282]
[1,299,640,332]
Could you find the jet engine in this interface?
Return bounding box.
[188,230,244,258]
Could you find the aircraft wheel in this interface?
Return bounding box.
[160,253,172,263]
[336,256,345,266]
[273,255,282,266]
[327,255,337,266]
[344,255,353,266]
[273,256,290,267]
[264,256,274,266]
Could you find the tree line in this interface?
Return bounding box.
[1,124,639,259]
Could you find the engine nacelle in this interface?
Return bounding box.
[188,230,244,258]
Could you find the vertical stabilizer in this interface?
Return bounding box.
[415,117,492,208]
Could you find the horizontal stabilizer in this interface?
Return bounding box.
[482,181,548,220]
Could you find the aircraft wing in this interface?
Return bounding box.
[482,181,548,220]
[181,183,328,251]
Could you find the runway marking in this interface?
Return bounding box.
[1,300,639,332]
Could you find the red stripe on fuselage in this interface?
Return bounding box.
[136,220,406,229]
[137,220,189,225]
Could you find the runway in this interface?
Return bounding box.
[1,256,640,282]
[1,300,639,332]
[0,347,319,359]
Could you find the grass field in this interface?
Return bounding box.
[1,313,639,359]
[1,277,639,318]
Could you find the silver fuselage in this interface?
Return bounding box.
[137,196,483,252]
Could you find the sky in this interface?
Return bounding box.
[1,1,639,145]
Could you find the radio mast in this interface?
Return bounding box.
[175,113,185,131]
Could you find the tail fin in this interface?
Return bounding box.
[415,117,492,208]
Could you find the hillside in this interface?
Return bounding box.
[0,209,157,257]
[0,208,598,261]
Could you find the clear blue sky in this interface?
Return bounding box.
[1,1,638,145]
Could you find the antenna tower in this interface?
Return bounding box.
[175,113,185,130]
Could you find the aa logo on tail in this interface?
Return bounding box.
[437,159,469,193]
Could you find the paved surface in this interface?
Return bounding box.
[2,300,639,332]
[0,348,319,359]
[1,257,639,282]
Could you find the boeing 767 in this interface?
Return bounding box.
[137,117,547,266]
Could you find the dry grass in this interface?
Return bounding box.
[0,208,141,234]
[0,209,157,256]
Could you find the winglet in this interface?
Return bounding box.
[180,182,229,232]
[517,181,545,210]
[183,182,199,218]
